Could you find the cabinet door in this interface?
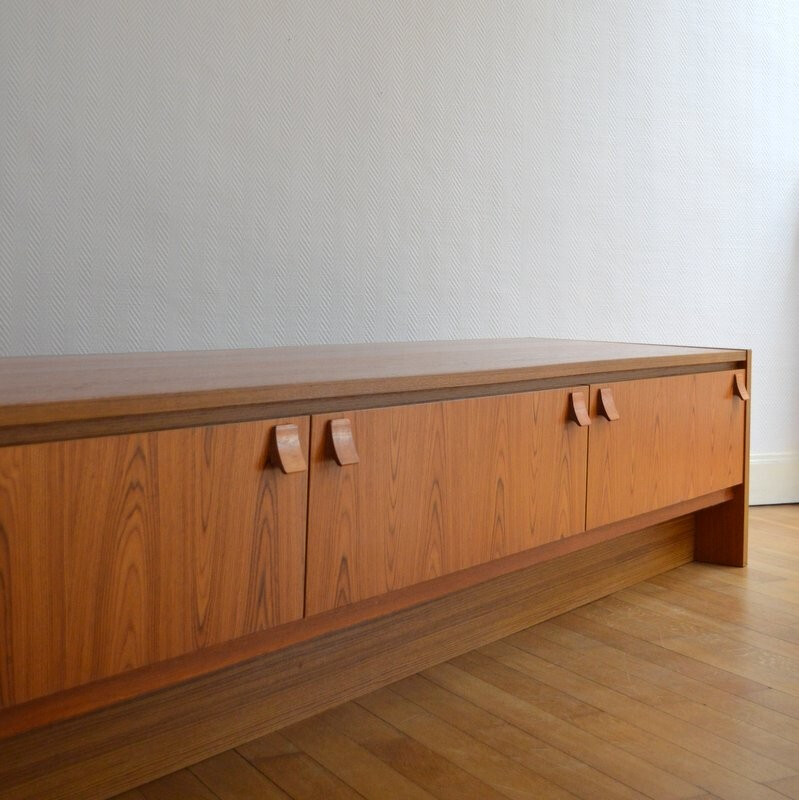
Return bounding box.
[0,417,308,708]
[305,388,589,615]
[586,370,746,529]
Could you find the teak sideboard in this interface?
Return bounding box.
[0,338,750,799]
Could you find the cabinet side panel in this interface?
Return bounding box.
[695,352,751,566]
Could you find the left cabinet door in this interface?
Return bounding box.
[0,417,309,708]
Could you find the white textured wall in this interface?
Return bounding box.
[0,1,797,499]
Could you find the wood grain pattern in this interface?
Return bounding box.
[0,342,753,798]
[0,488,731,740]
[586,370,746,529]
[356,686,577,800]
[0,418,308,708]
[0,339,745,435]
[695,351,752,566]
[0,514,695,800]
[306,387,589,615]
[132,506,793,800]
[188,750,292,800]
[309,702,512,800]
[388,669,684,800]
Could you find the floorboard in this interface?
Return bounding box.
[117,505,799,800]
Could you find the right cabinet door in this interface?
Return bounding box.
[586,369,747,529]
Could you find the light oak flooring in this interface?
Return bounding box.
[116,505,798,800]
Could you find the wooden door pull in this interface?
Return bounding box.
[568,391,591,427]
[330,418,360,465]
[597,387,620,421]
[734,373,750,401]
[269,424,307,473]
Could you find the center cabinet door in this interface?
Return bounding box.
[305,388,589,616]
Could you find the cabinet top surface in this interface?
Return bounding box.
[0,338,746,430]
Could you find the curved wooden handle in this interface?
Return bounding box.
[734,373,750,401]
[568,391,591,427]
[269,424,307,474]
[597,387,620,421]
[329,418,360,466]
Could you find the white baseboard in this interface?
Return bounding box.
[749,452,798,505]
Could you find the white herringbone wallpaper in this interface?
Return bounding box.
[0,1,797,462]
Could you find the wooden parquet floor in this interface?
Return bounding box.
[116,505,799,800]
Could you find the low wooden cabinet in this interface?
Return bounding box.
[306,387,589,614]
[0,417,308,708]
[0,338,750,800]
[586,370,747,529]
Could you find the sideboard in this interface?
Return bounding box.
[0,338,750,799]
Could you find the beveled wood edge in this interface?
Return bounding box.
[0,485,735,740]
[0,360,745,447]
[0,516,696,800]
